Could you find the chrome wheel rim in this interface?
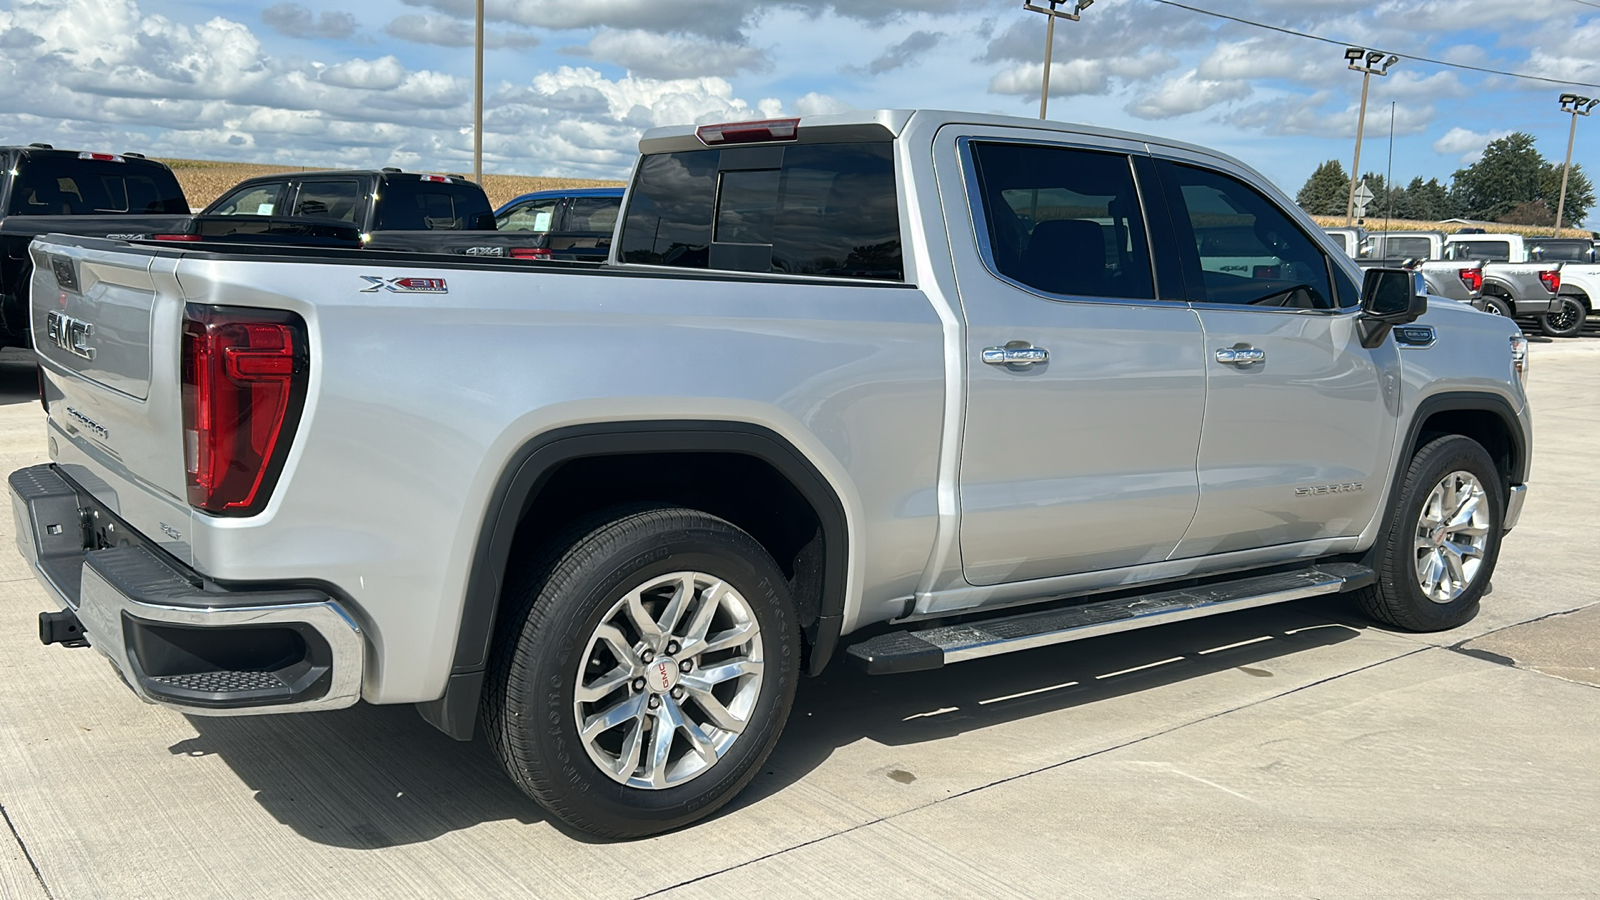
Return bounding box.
[1413,471,1491,603]
[1484,300,1507,316]
[573,571,764,789]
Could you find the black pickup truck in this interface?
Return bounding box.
[0,145,191,347]
[179,169,547,258]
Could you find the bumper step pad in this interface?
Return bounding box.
[846,563,1374,675]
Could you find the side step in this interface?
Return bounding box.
[845,563,1374,675]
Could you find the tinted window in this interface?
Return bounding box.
[1530,240,1596,262]
[619,143,902,280]
[969,142,1155,300]
[12,158,186,215]
[565,196,621,232]
[1386,236,1435,260]
[1326,231,1352,255]
[210,182,287,216]
[498,198,559,232]
[1158,161,1336,309]
[376,179,492,230]
[1449,240,1511,262]
[294,180,362,223]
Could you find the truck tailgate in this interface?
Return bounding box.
[28,236,194,562]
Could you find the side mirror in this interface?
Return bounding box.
[1358,267,1427,348]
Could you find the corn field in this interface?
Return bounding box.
[157,158,623,211]
[1309,214,1592,239]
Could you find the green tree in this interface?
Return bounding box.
[1399,177,1455,221]
[1541,163,1594,229]
[1451,132,1557,222]
[1296,159,1349,215]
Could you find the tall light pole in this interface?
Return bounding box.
[1024,0,1093,121]
[1554,93,1598,237]
[472,0,484,183]
[1343,47,1398,226]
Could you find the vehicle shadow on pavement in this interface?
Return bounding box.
[171,596,1366,848]
[173,703,546,848]
[733,595,1367,810]
[0,354,38,406]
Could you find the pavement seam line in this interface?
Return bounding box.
[0,801,55,900]
[632,645,1430,899]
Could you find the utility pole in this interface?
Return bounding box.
[1554,93,1597,237]
[1024,0,1094,121]
[473,0,484,183]
[1343,48,1398,226]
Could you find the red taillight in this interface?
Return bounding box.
[181,305,308,516]
[695,117,800,146]
[1458,268,1483,292]
[510,247,552,260]
[1540,270,1561,293]
[155,234,202,242]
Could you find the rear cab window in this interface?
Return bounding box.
[376,177,492,231]
[618,142,903,281]
[11,156,187,216]
[1448,240,1512,262]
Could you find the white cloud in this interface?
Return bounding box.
[574,29,769,79]
[1126,71,1252,119]
[320,56,405,90]
[1432,126,1514,163]
[793,92,851,116]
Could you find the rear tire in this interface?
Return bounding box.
[1482,294,1514,319]
[1353,435,1503,632]
[482,506,798,839]
[1538,296,1586,338]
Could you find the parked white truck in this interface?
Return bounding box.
[14,110,1532,838]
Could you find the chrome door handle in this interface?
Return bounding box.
[1215,347,1266,367]
[983,345,1049,367]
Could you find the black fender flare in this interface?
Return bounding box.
[417,420,850,740]
[1368,390,1528,553]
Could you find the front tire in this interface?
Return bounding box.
[1354,435,1504,632]
[1538,296,1586,338]
[483,507,798,839]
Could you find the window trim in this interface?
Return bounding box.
[1145,156,1356,315]
[958,136,1176,309]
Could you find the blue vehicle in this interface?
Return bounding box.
[494,187,624,262]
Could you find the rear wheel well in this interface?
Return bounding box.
[506,452,827,629]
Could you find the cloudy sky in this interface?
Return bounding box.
[1,0,1597,223]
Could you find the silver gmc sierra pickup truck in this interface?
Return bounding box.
[11,109,1533,838]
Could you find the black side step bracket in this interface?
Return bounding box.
[845,563,1374,675]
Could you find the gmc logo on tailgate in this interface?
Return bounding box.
[45,311,95,360]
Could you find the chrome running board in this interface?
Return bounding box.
[844,563,1374,675]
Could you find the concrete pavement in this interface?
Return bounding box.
[0,338,1597,899]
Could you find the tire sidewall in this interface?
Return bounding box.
[509,515,796,835]
[1382,437,1504,630]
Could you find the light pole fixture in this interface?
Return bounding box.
[473,0,485,184]
[1024,0,1093,121]
[1553,93,1598,236]
[1343,47,1399,225]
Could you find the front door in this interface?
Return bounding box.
[952,136,1207,587]
[1150,157,1399,559]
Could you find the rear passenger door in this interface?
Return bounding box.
[947,130,1207,586]
[1150,156,1399,559]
